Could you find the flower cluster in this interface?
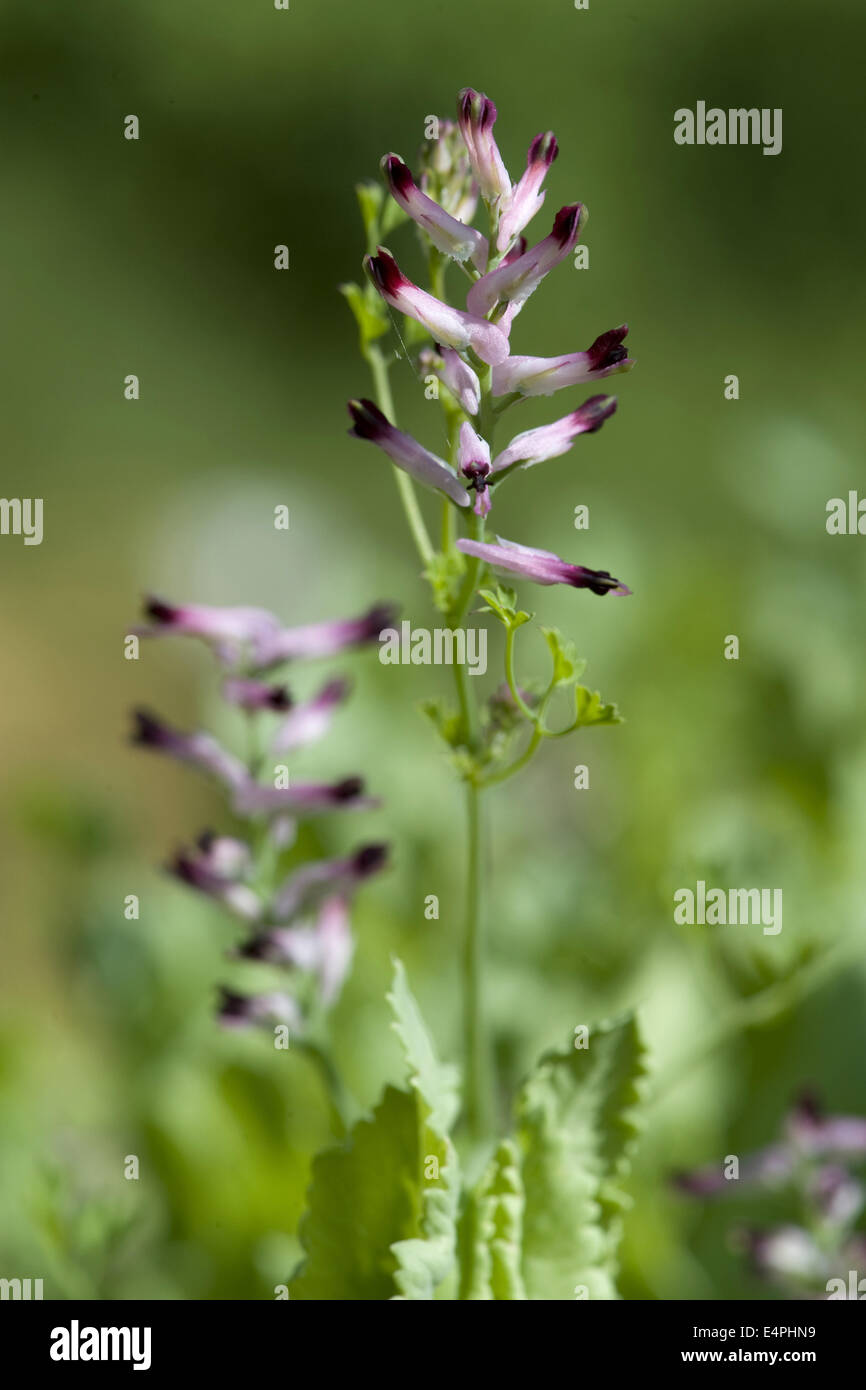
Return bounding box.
[130,596,393,1033]
[675,1095,866,1298]
[346,87,634,597]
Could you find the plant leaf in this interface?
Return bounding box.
[388,960,461,1300]
[387,959,460,1138]
[478,585,532,630]
[514,1014,648,1300]
[574,685,622,727]
[288,1083,425,1301]
[541,626,586,688]
[458,1139,527,1300]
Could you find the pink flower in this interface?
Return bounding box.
[456,536,630,596]
[382,154,488,269]
[131,710,248,790]
[138,597,281,667]
[348,398,470,506]
[491,396,617,474]
[271,678,350,753]
[365,248,509,365]
[498,132,558,251]
[492,327,633,397]
[272,843,388,921]
[457,88,512,205]
[418,346,481,416]
[467,205,587,321]
[457,421,492,518]
[256,603,396,667]
[232,775,377,817]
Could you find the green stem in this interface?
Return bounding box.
[297,1038,352,1138]
[366,344,434,566]
[461,779,490,1140]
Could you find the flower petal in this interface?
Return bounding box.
[382,154,488,269]
[348,398,470,506]
[365,248,509,365]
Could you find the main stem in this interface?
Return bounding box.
[461,777,490,1140]
[449,378,493,1140]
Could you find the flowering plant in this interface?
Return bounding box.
[130,596,393,1132]
[131,88,648,1301]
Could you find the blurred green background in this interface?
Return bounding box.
[1,0,865,1299]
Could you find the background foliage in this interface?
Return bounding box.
[1,0,864,1299]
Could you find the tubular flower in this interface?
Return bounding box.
[467,204,587,321]
[457,536,631,596]
[256,603,397,666]
[222,677,292,712]
[232,775,376,818]
[348,398,470,507]
[271,678,350,753]
[168,845,262,922]
[417,118,478,224]
[217,989,303,1032]
[418,346,481,416]
[364,248,509,365]
[491,395,618,475]
[497,132,558,252]
[131,710,248,789]
[138,597,282,666]
[457,421,492,518]
[381,154,488,269]
[492,327,633,398]
[235,896,354,1008]
[272,842,388,921]
[457,88,512,205]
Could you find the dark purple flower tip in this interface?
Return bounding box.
[461,460,491,490]
[217,988,251,1022]
[363,247,405,297]
[671,1170,724,1197]
[352,842,389,876]
[527,131,559,168]
[347,398,390,441]
[586,326,631,372]
[573,565,627,597]
[143,596,179,625]
[551,204,584,248]
[130,708,169,747]
[359,602,400,639]
[332,776,365,802]
[233,934,276,963]
[382,153,415,198]
[168,849,216,892]
[575,394,618,433]
[458,87,497,132]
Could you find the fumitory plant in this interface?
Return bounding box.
[129,595,393,1133]
[676,1095,866,1299]
[342,86,637,1133]
[282,87,647,1301]
[129,88,649,1301]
